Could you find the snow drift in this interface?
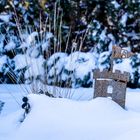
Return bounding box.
[10,94,140,140]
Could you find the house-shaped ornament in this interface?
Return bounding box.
[93,46,134,108]
[93,69,129,108]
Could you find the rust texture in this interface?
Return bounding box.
[93,69,130,108]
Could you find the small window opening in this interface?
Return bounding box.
[107,85,113,99]
[107,85,113,94]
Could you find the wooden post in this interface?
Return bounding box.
[110,55,113,72]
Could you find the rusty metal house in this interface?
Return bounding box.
[93,69,130,108]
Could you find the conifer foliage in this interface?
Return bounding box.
[0,0,140,88]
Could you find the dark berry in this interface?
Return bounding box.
[22,97,28,103]
[22,103,27,109]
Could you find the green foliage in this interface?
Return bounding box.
[0,0,140,88]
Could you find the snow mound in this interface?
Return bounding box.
[12,94,140,140]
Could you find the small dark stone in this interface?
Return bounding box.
[22,102,27,109]
[22,97,28,103]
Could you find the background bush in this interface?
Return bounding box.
[0,0,140,88]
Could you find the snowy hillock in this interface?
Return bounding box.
[1,85,140,140]
[5,94,140,140]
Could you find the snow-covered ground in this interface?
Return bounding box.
[0,84,140,140]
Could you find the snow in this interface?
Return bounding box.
[64,52,96,80]
[47,52,67,67]
[100,29,106,41]
[1,85,140,140]
[14,54,45,80]
[13,54,28,70]
[4,41,16,51]
[46,51,137,88]
[0,35,5,52]
[46,52,68,84]
[92,30,97,37]
[113,58,134,77]
[24,56,45,79]
[120,13,128,27]
[46,52,97,87]
[108,41,114,52]
[111,0,120,9]
[42,42,49,51]
[0,14,10,22]
[48,56,66,76]
[0,111,22,140]
[0,100,4,114]
[98,51,110,71]
[0,55,7,72]
[26,32,38,45]
[13,96,128,140]
[38,32,53,51]
[0,85,29,116]
[45,32,53,39]
[114,129,140,140]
